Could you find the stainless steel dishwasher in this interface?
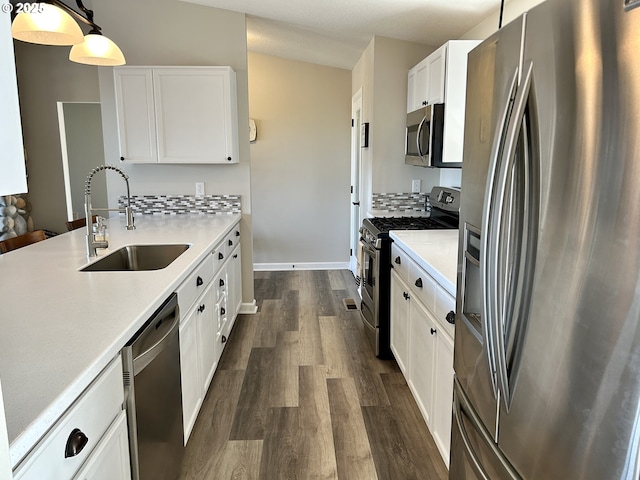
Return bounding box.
[122,293,184,480]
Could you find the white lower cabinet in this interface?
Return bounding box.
[177,221,243,445]
[73,411,131,480]
[13,357,126,480]
[390,270,410,374]
[179,299,202,444]
[390,244,456,467]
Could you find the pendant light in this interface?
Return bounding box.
[69,28,125,66]
[11,0,125,66]
[11,3,83,46]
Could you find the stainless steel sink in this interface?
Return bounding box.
[81,244,190,272]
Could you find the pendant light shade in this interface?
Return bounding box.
[69,34,126,66]
[11,3,84,46]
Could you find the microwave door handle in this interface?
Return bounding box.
[417,115,428,161]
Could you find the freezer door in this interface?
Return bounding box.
[450,379,520,480]
[496,0,640,479]
[454,16,525,442]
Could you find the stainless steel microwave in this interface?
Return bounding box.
[405,103,444,167]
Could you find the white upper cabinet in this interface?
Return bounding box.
[114,66,239,164]
[0,14,27,195]
[426,44,446,105]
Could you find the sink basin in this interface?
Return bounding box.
[81,244,190,272]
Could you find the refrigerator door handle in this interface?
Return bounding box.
[481,69,519,399]
[491,60,537,410]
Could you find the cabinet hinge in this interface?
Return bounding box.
[350,248,353,256]
[352,118,354,127]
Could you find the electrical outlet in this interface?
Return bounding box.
[411,179,421,193]
[195,182,205,196]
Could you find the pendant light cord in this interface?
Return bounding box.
[498,0,505,29]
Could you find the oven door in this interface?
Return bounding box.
[360,239,379,353]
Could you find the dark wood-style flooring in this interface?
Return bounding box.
[178,270,448,480]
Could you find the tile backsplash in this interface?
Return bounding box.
[372,192,429,212]
[118,194,241,215]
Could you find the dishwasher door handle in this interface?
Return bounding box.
[132,314,179,374]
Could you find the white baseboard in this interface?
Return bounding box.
[253,262,350,271]
[239,300,258,314]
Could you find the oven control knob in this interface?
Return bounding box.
[446,311,456,324]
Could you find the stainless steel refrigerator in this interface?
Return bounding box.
[451,0,640,478]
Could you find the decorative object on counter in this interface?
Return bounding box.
[11,0,125,66]
[85,165,135,257]
[0,195,34,241]
[119,194,241,215]
[372,192,428,212]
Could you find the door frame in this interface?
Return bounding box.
[349,88,363,277]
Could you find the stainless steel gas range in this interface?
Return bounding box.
[359,186,460,357]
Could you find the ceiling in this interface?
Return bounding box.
[179,0,502,70]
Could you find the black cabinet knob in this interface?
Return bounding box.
[403,291,410,300]
[430,328,437,335]
[221,307,226,315]
[422,100,428,106]
[227,157,232,161]
[228,239,233,246]
[233,254,238,259]
[219,279,225,287]
[415,278,423,288]
[235,231,240,237]
[222,335,227,343]
[120,156,125,161]
[219,252,224,260]
[64,429,89,458]
[198,304,206,313]
[446,311,456,324]
[196,276,203,286]
[394,256,401,265]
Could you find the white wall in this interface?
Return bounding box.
[13,43,100,232]
[461,0,547,40]
[248,53,351,267]
[352,36,440,214]
[93,0,255,302]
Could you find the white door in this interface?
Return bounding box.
[349,89,363,278]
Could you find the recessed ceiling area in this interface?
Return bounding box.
[179,0,502,69]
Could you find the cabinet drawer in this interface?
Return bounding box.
[409,262,436,313]
[391,244,411,283]
[435,286,456,338]
[224,227,240,258]
[14,357,124,480]
[177,254,214,313]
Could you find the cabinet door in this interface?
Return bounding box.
[179,306,202,444]
[407,66,417,113]
[73,411,131,480]
[0,14,27,195]
[390,271,410,374]
[408,299,437,427]
[228,246,242,328]
[153,68,238,164]
[426,44,447,105]
[433,330,455,466]
[113,68,157,163]
[196,284,216,396]
[414,58,429,110]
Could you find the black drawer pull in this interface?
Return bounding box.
[233,254,238,259]
[198,304,206,313]
[446,311,456,325]
[430,328,437,335]
[235,230,240,237]
[403,291,410,300]
[219,252,224,260]
[415,278,423,288]
[64,429,88,458]
[394,256,401,265]
[221,307,226,315]
[196,276,203,287]
[219,279,225,287]
[222,335,227,343]
[228,239,233,246]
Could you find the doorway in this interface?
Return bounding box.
[349,89,363,278]
[57,102,107,222]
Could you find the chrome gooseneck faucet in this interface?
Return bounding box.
[85,164,135,257]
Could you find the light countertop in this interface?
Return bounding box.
[0,214,240,468]
[389,229,459,296]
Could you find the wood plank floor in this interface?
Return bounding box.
[178,270,448,480]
